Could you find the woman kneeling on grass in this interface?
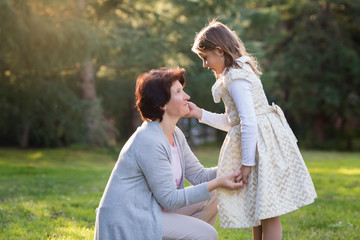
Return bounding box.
[94,67,244,240]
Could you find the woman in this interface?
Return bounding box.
[94,67,244,240]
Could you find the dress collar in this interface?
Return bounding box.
[220,55,251,77]
[236,55,251,64]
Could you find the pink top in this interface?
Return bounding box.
[170,140,182,187]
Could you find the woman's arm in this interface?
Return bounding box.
[136,141,243,210]
[207,171,243,191]
[136,141,211,211]
[176,128,243,190]
[176,127,217,185]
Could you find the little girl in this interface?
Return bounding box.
[188,20,317,240]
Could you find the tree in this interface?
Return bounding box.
[245,0,360,149]
[0,0,108,147]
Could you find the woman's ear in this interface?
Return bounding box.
[215,47,224,57]
[160,105,167,111]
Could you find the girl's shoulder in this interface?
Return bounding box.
[223,67,253,89]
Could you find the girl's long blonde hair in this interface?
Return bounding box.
[192,19,261,77]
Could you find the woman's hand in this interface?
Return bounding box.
[207,171,244,191]
[219,172,245,190]
[235,165,252,184]
[184,102,202,120]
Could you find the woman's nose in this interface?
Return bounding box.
[184,92,190,100]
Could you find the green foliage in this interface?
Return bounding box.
[245,0,360,149]
[0,74,87,147]
[0,0,108,147]
[0,0,101,73]
[0,147,359,239]
[0,0,359,148]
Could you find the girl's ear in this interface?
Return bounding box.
[215,46,224,57]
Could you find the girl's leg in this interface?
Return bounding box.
[252,225,262,240]
[261,216,282,240]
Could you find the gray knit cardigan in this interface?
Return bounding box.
[94,121,217,240]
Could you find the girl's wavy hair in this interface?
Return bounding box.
[192,19,261,76]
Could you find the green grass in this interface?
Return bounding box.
[0,147,359,239]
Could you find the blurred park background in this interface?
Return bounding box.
[1,0,360,149]
[1,0,360,239]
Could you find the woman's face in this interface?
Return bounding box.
[163,80,190,119]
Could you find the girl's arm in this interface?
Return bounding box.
[187,102,231,132]
[228,79,258,167]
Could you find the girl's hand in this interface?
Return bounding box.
[237,165,252,184]
[184,102,202,120]
[235,170,243,183]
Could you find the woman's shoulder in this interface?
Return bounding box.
[174,126,186,143]
[125,124,169,166]
[131,121,167,149]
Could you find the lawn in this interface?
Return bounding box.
[0,146,359,239]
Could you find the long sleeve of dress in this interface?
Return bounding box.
[199,110,231,132]
[228,79,258,166]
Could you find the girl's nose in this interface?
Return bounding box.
[203,60,207,68]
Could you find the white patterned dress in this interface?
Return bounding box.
[212,56,317,228]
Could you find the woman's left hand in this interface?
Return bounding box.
[207,171,244,191]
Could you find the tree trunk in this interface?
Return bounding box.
[314,113,325,146]
[78,59,96,101]
[78,59,109,146]
[20,124,29,148]
[76,0,109,146]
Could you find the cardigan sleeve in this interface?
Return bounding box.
[175,128,217,185]
[135,136,211,211]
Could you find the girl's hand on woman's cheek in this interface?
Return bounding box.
[184,102,202,120]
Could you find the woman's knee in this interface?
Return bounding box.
[205,225,218,240]
[163,212,218,240]
[195,221,218,240]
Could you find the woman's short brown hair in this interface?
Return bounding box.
[135,67,186,122]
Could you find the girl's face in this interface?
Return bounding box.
[198,48,225,76]
[163,80,190,119]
